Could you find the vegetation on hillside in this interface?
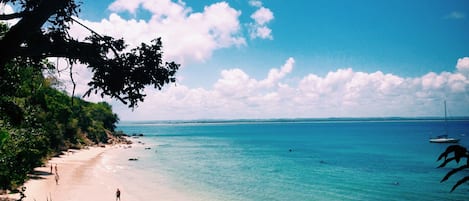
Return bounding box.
[0,57,119,190]
[0,23,121,191]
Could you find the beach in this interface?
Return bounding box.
[2,146,117,201]
[2,139,193,201]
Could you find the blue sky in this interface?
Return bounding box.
[77,0,469,80]
[78,0,469,120]
[134,1,462,83]
[4,0,468,120]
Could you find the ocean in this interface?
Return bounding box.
[109,119,469,201]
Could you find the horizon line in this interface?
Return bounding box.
[117,116,469,124]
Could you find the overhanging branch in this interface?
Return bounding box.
[13,40,101,63]
[71,17,120,58]
[0,0,70,66]
[0,11,30,20]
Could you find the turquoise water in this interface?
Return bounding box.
[115,120,469,201]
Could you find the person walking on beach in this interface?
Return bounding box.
[50,164,53,174]
[54,164,58,174]
[55,173,60,185]
[116,188,121,201]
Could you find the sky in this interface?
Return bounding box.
[2,0,469,121]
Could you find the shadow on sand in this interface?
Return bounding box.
[28,170,52,180]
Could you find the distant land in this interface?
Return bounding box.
[118,116,469,126]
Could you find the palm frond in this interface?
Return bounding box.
[438,145,467,162]
[441,164,469,182]
[451,176,469,192]
[438,156,457,168]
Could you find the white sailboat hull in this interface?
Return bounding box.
[429,138,460,143]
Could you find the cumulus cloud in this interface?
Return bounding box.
[69,0,245,64]
[117,57,295,120]
[111,57,469,121]
[52,55,469,120]
[248,1,274,40]
[259,57,294,87]
[457,57,469,73]
[251,7,274,25]
[213,57,294,99]
[53,55,469,120]
[38,0,468,120]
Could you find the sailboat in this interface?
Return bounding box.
[429,100,460,143]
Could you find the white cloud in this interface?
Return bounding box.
[249,0,263,8]
[259,57,294,87]
[248,1,274,40]
[45,14,469,121]
[0,3,13,15]
[46,55,469,121]
[46,0,468,120]
[108,57,469,121]
[213,57,294,99]
[213,68,257,99]
[108,0,144,14]
[69,0,245,64]
[251,26,272,39]
[457,57,469,74]
[251,7,274,25]
[45,58,111,104]
[444,11,466,20]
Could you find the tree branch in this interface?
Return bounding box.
[0,11,30,20]
[13,40,101,62]
[71,17,120,58]
[0,0,70,66]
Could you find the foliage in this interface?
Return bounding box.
[0,126,48,190]
[0,0,178,191]
[437,145,469,192]
[0,58,120,191]
[0,0,179,108]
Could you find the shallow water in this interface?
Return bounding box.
[112,120,469,201]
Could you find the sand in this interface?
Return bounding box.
[3,146,124,201]
[1,138,195,201]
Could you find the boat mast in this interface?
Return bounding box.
[444,100,448,135]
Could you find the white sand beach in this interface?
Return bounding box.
[2,145,124,201]
[2,139,193,201]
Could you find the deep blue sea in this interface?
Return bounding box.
[114,119,469,201]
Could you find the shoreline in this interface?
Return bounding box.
[2,137,195,201]
[2,145,120,201]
